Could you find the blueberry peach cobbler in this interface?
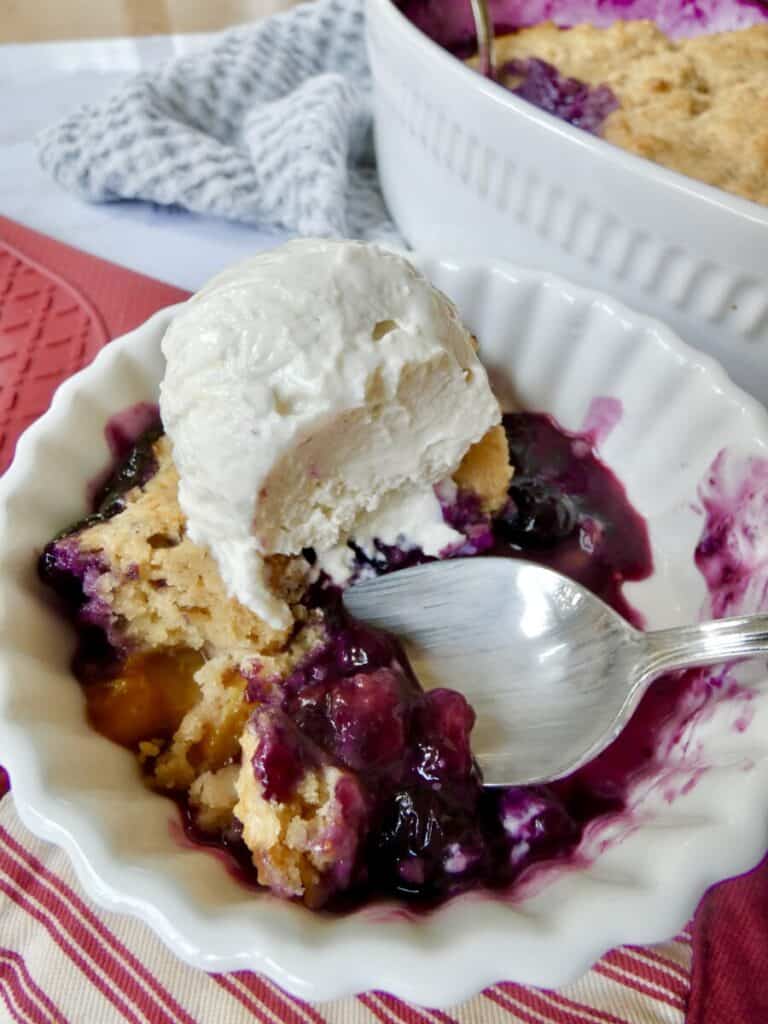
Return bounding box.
[466,21,768,206]
[39,241,663,910]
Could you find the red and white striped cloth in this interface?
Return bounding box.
[0,781,693,1024]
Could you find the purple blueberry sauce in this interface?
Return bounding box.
[282,609,488,900]
[104,402,160,461]
[581,395,623,447]
[39,406,757,910]
[491,412,651,626]
[249,708,325,803]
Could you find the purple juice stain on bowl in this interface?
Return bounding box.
[694,449,768,618]
[581,396,623,447]
[169,806,264,894]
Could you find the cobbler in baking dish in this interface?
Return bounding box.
[468,21,768,206]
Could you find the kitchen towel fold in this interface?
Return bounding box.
[37,0,401,245]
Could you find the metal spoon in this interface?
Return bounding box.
[470,0,497,79]
[343,558,768,786]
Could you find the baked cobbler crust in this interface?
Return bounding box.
[75,436,306,656]
[489,22,768,205]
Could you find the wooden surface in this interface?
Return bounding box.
[0,0,300,43]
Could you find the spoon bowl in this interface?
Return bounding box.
[343,558,768,785]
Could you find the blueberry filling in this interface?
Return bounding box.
[43,408,687,909]
[281,602,487,899]
[499,58,618,135]
[222,410,655,906]
[250,707,327,803]
[492,413,650,626]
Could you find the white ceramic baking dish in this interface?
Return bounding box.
[368,0,768,405]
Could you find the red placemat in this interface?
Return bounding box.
[688,852,768,1023]
[0,215,763,1023]
[0,215,189,475]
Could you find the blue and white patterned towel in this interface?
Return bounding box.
[38,0,400,243]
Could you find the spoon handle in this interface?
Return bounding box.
[645,614,768,676]
[470,0,497,79]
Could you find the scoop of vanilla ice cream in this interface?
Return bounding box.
[160,239,501,627]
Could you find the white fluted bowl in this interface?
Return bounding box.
[1,254,768,1006]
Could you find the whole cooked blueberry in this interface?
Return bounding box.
[334,622,395,674]
[371,785,485,896]
[411,689,475,784]
[498,482,577,546]
[329,668,410,771]
[295,667,412,774]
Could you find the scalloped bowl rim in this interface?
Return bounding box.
[1,255,768,1005]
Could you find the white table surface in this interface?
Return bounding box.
[1,34,292,291]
